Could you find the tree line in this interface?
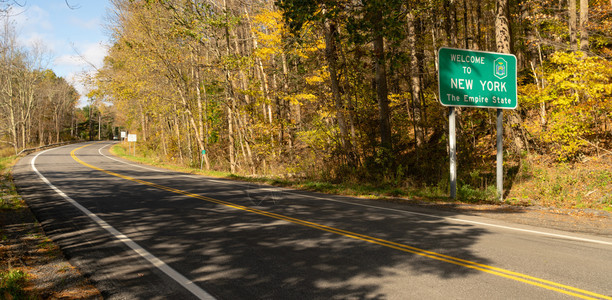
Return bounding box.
[0,14,81,154]
[94,0,611,188]
[0,11,119,155]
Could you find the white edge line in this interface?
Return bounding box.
[97,143,612,246]
[287,192,612,246]
[31,147,215,300]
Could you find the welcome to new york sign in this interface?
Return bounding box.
[438,47,517,109]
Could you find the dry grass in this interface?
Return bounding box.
[507,154,612,211]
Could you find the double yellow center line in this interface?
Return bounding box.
[71,143,610,300]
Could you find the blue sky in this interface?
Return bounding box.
[8,0,112,105]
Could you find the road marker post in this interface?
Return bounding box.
[127,134,137,156]
[200,149,206,170]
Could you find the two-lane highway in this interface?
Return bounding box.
[13,142,612,299]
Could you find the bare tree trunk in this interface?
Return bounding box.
[88,103,93,141]
[173,105,183,162]
[530,61,546,127]
[463,0,469,49]
[243,6,272,125]
[161,115,168,157]
[579,0,588,53]
[227,104,236,173]
[569,0,577,51]
[186,113,193,163]
[497,0,526,153]
[193,51,210,169]
[20,110,26,148]
[55,103,61,143]
[495,0,511,54]
[98,113,101,140]
[443,0,452,46]
[138,102,147,142]
[476,0,483,49]
[9,98,18,153]
[371,8,392,150]
[407,9,424,147]
[323,12,350,154]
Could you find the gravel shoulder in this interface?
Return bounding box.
[411,201,611,237]
[0,206,102,299]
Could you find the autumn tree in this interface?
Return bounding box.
[0,13,80,153]
[94,0,612,190]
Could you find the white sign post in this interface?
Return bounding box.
[120,131,126,140]
[127,134,137,156]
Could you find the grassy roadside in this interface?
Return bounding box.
[111,144,612,212]
[0,155,31,299]
[111,144,453,202]
[505,155,612,211]
[0,156,24,210]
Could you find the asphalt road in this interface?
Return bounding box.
[13,141,612,299]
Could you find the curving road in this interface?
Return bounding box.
[13,142,612,299]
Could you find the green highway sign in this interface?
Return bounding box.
[438,47,517,109]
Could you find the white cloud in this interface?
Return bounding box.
[66,70,96,107]
[82,42,108,69]
[7,5,60,52]
[54,54,84,67]
[53,42,108,70]
[9,5,53,33]
[69,16,99,30]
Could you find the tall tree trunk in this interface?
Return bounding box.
[496,0,525,152]
[495,0,511,54]
[55,104,61,143]
[463,0,469,48]
[98,113,101,140]
[443,0,452,46]
[223,0,237,173]
[9,98,18,154]
[407,9,424,147]
[88,104,93,141]
[193,50,210,170]
[243,6,272,125]
[579,0,588,53]
[228,104,236,173]
[451,0,459,47]
[323,12,350,154]
[173,106,183,162]
[370,7,392,150]
[569,0,578,51]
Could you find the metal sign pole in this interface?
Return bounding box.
[497,109,503,201]
[449,107,457,199]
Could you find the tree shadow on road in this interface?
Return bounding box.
[14,151,497,299]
